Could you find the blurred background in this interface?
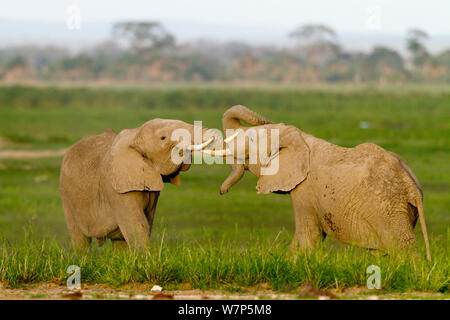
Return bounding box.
[1,0,450,85]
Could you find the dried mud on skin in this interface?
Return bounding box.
[0,283,447,300]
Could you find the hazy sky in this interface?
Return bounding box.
[1,0,450,34]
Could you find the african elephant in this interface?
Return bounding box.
[60,119,219,249]
[207,105,431,260]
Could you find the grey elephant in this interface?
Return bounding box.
[206,105,431,260]
[60,119,218,248]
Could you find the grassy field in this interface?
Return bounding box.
[0,85,448,296]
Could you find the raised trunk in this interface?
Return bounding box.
[219,105,273,194]
[222,105,273,130]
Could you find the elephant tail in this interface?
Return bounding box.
[414,196,431,261]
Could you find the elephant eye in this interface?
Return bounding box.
[161,136,166,140]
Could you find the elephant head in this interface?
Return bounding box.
[107,118,219,194]
[205,105,310,195]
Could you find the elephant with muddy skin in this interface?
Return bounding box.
[60,119,220,249]
[205,105,431,260]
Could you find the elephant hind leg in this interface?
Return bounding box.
[388,229,417,256]
[375,212,418,257]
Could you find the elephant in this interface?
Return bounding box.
[205,105,431,260]
[60,119,219,249]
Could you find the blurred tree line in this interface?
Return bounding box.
[1,22,449,84]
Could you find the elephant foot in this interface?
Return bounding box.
[288,238,312,255]
[288,232,325,255]
[288,238,301,252]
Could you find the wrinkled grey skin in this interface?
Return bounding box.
[219,105,431,260]
[60,119,219,249]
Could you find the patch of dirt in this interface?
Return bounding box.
[298,284,336,299]
[0,149,66,159]
[0,282,447,300]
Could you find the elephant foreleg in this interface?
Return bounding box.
[220,164,245,194]
[145,191,160,236]
[290,191,325,251]
[112,192,152,249]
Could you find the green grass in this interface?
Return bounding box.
[0,235,448,293]
[0,85,449,293]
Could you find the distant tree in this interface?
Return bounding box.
[435,49,450,67]
[364,46,407,82]
[289,24,337,44]
[183,54,223,81]
[90,40,123,58]
[289,24,340,66]
[406,29,429,68]
[5,56,27,70]
[367,47,405,69]
[0,46,69,77]
[2,56,29,81]
[112,21,175,53]
[428,49,450,82]
[55,54,109,80]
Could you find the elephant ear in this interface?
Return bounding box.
[108,129,163,193]
[256,126,310,194]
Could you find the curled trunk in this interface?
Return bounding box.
[219,105,273,194]
[222,105,273,130]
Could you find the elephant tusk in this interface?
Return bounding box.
[187,137,215,151]
[201,149,231,156]
[224,130,241,144]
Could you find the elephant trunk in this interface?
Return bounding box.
[203,106,273,157]
[222,105,273,130]
[204,106,273,194]
[220,164,244,194]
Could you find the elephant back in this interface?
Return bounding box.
[60,129,116,192]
